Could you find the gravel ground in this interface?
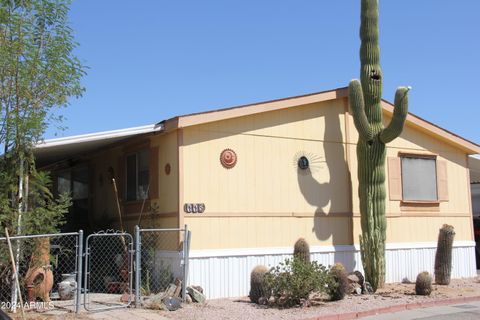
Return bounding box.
[158,277,480,320]
[6,277,480,320]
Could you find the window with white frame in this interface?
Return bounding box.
[126,149,149,201]
[401,156,437,201]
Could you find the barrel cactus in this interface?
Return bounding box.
[293,238,310,263]
[415,271,433,296]
[434,224,455,285]
[249,265,269,303]
[349,0,410,292]
[329,263,349,301]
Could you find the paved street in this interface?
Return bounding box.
[362,301,480,320]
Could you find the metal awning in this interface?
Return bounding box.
[34,123,163,167]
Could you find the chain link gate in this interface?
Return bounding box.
[134,226,191,307]
[1,226,191,315]
[83,231,134,311]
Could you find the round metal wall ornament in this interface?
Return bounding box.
[293,151,324,174]
[220,148,237,169]
[298,156,309,170]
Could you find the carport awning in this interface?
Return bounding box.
[471,156,480,184]
[34,123,163,167]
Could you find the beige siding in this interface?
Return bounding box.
[179,98,473,250]
[348,111,471,217]
[181,99,352,249]
[185,216,352,250]
[150,131,179,214]
[348,111,473,244]
[182,99,350,215]
[353,216,472,243]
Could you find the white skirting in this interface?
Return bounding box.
[187,241,477,299]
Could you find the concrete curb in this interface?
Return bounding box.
[305,295,480,320]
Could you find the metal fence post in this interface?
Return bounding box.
[134,225,141,307]
[76,230,84,313]
[182,224,191,301]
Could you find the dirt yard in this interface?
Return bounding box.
[158,277,480,320]
[5,277,480,320]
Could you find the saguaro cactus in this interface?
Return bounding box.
[349,0,409,292]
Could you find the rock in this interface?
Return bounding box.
[308,291,327,306]
[162,296,182,311]
[257,296,268,305]
[267,296,276,307]
[363,282,374,294]
[347,274,360,283]
[350,283,362,294]
[173,279,182,297]
[165,283,177,297]
[353,271,365,286]
[300,298,311,308]
[185,293,193,304]
[191,285,204,294]
[187,286,206,304]
[402,277,412,284]
[120,292,133,302]
[276,295,287,307]
[144,293,168,310]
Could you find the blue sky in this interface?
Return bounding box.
[49,0,480,145]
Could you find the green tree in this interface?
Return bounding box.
[0,0,85,237]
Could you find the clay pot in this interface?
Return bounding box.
[25,238,54,302]
[58,273,76,300]
[24,265,54,302]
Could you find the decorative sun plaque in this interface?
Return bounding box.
[220,148,237,169]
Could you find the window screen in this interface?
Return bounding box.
[57,171,71,195]
[126,154,137,201]
[126,150,149,201]
[401,157,437,201]
[137,149,149,200]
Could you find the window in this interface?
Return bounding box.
[388,154,448,204]
[126,149,149,201]
[401,156,437,201]
[57,167,89,200]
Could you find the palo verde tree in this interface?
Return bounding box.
[0,0,85,238]
[348,0,409,292]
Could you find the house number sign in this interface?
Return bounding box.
[184,203,205,214]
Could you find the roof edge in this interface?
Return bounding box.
[164,86,479,154]
[381,101,480,154]
[36,123,163,149]
[164,87,348,130]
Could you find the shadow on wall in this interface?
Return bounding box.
[296,108,357,271]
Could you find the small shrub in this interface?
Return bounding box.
[415,271,432,296]
[264,258,332,308]
[328,263,349,301]
[293,238,310,263]
[249,265,268,303]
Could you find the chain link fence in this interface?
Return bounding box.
[0,232,81,313]
[0,226,192,315]
[84,231,133,311]
[135,226,191,306]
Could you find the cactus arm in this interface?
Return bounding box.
[380,86,409,143]
[349,79,373,141]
